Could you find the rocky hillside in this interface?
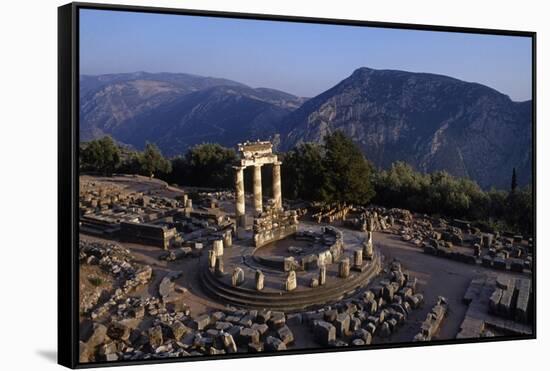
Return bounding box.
[79,72,305,152]
[280,67,532,189]
[111,85,294,156]
[80,69,532,189]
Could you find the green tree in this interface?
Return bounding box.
[373,162,494,219]
[371,159,533,235]
[117,151,142,175]
[322,131,375,205]
[373,161,430,211]
[282,143,329,202]
[138,143,171,178]
[170,143,237,188]
[80,136,121,175]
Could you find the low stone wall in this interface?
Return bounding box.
[481,255,531,273]
[413,296,448,341]
[423,244,477,264]
[253,223,298,248]
[253,206,299,248]
[79,240,153,320]
[120,221,177,249]
[252,226,344,272]
[307,261,423,346]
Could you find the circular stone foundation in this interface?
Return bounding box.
[200,225,382,311]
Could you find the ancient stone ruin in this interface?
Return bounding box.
[413,296,448,341]
[200,225,382,311]
[458,274,533,338]
[77,141,533,363]
[232,141,299,247]
[253,203,299,248]
[234,141,282,227]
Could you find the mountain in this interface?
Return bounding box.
[80,69,532,189]
[111,85,292,156]
[79,72,305,149]
[280,67,532,189]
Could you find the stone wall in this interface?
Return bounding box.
[252,226,344,271]
[120,222,177,249]
[253,203,298,248]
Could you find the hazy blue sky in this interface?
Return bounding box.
[80,9,532,101]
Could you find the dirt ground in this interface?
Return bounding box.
[80,265,114,295]
[80,174,188,199]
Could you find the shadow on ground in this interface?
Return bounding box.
[36,350,57,363]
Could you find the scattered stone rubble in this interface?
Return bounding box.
[423,240,477,265]
[84,261,421,362]
[160,229,232,263]
[79,240,153,317]
[311,203,534,276]
[352,206,538,273]
[81,177,236,252]
[312,204,352,224]
[195,190,235,209]
[413,296,448,341]
[83,305,301,362]
[307,261,423,346]
[80,178,191,239]
[310,204,409,232]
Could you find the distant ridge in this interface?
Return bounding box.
[79,69,532,189]
[280,67,532,189]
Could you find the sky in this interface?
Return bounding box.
[80,9,533,101]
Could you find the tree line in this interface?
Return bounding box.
[79,134,533,235]
[80,137,171,179]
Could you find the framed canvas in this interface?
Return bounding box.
[58,2,536,368]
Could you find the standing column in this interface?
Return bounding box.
[253,165,263,215]
[234,166,246,227]
[272,161,282,209]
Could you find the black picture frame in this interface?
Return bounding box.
[58,2,537,369]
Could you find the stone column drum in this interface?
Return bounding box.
[208,250,217,270]
[319,264,327,286]
[272,162,282,209]
[255,269,264,291]
[253,165,263,214]
[285,270,297,291]
[213,239,224,257]
[363,231,373,259]
[339,258,350,278]
[354,250,363,267]
[234,166,246,227]
[232,267,245,287]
